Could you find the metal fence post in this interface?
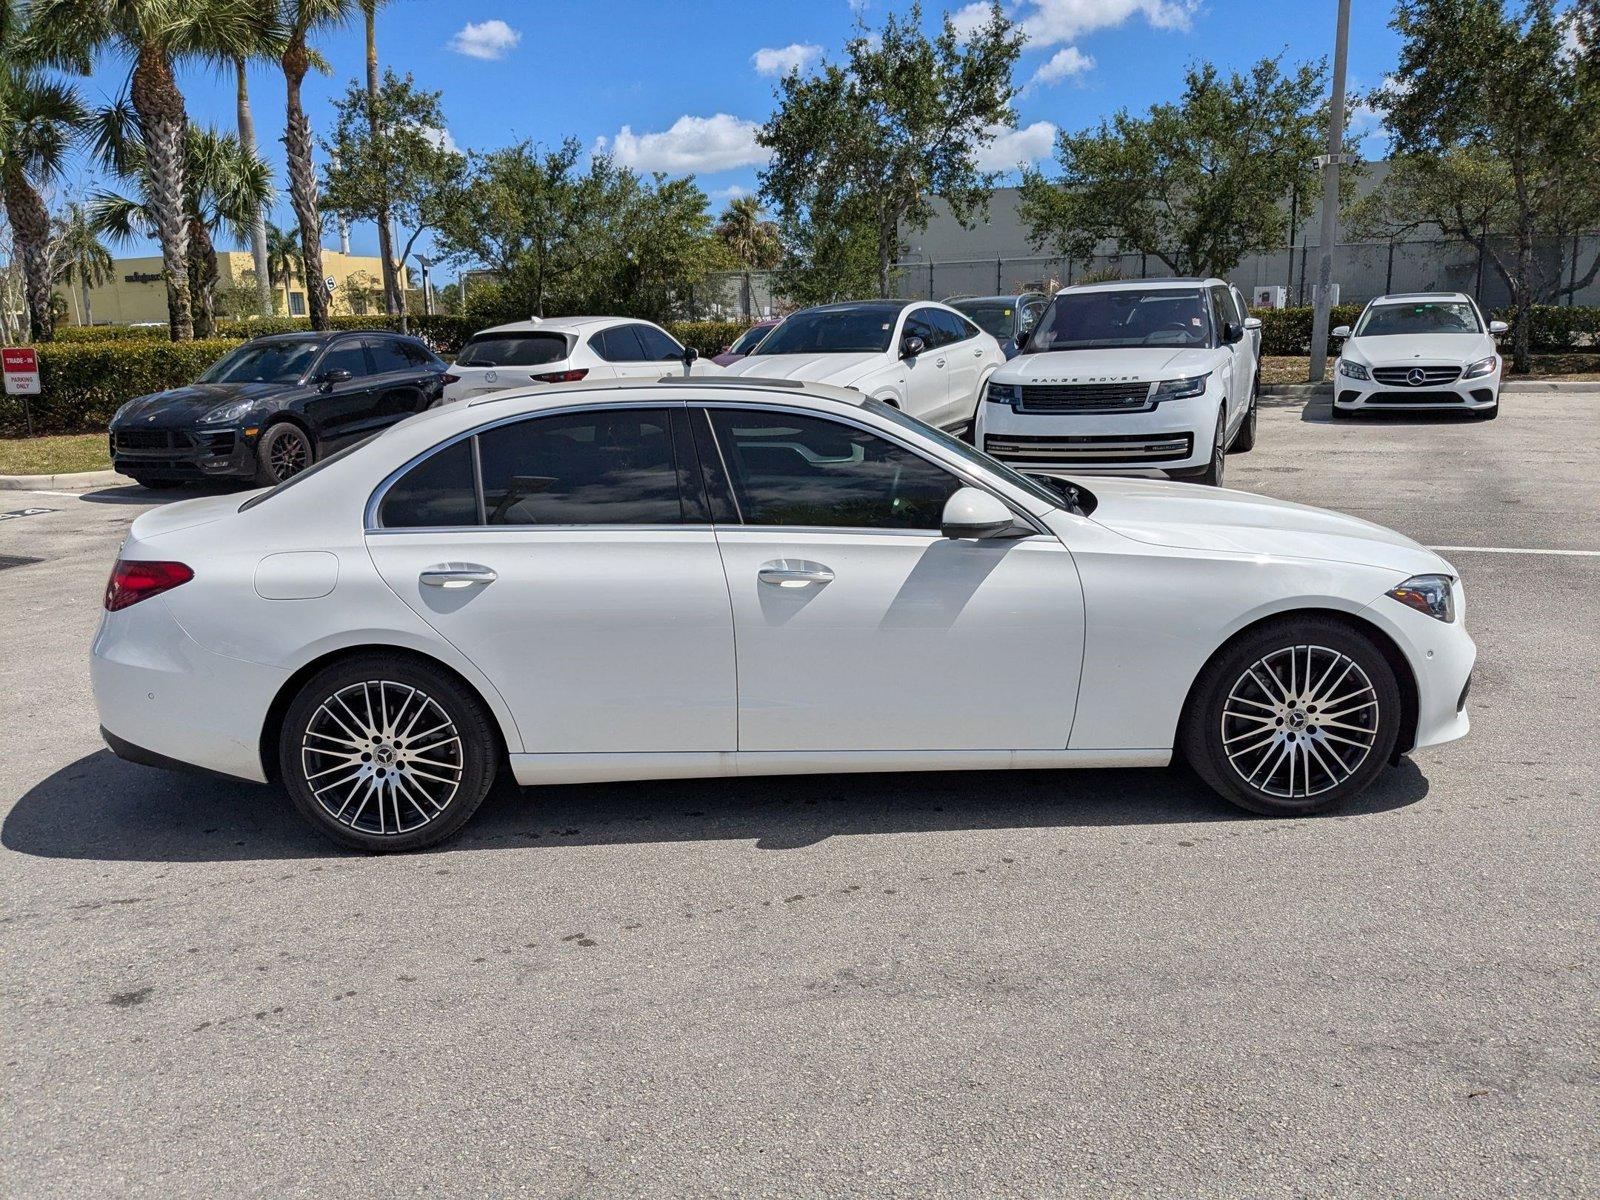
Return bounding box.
[928,260,935,299]
[1385,241,1395,294]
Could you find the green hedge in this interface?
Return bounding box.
[1250,304,1600,356]
[1248,306,1366,356]
[665,320,751,357]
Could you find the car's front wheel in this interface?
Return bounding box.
[1179,404,1227,486]
[1181,616,1403,816]
[279,655,499,851]
[255,422,314,486]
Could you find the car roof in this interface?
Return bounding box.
[1055,277,1225,295]
[946,293,1045,305]
[1368,292,1474,306]
[794,300,914,314]
[475,315,640,335]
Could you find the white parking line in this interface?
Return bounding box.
[1430,545,1600,558]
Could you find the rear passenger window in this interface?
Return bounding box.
[368,338,420,374]
[379,439,477,527]
[476,408,689,525]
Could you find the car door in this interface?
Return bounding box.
[1209,285,1250,433]
[300,338,380,448]
[365,404,736,754]
[698,404,1084,752]
[593,323,678,381]
[364,336,435,423]
[932,308,985,427]
[897,307,949,424]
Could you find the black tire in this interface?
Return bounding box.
[254,421,314,486]
[279,655,499,852]
[1180,616,1403,817]
[1330,400,1353,420]
[1230,387,1258,453]
[1178,404,1227,486]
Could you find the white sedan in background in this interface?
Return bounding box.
[93,379,1473,852]
[1333,292,1506,419]
[721,300,1005,431]
[440,315,723,403]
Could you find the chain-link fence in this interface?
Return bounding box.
[681,233,1600,319]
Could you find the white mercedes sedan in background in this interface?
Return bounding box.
[92,379,1474,852]
[1333,292,1506,419]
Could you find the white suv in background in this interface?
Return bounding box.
[975,279,1261,486]
[1333,293,1505,420]
[441,316,723,403]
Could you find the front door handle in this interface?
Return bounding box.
[420,563,497,589]
[935,357,946,368]
[758,559,834,588]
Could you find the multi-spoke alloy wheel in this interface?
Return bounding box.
[256,423,313,486]
[281,656,497,851]
[1221,645,1377,799]
[1181,617,1402,816]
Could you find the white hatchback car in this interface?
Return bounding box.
[721,300,1005,431]
[1333,293,1505,419]
[92,379,1474,852]
[441,315,723,403]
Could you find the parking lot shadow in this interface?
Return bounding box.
[1291,394,1488,426]
[3,749,1431,863]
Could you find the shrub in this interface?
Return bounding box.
[53,325,171,343]
[1248,305,1365,356]
[665,320,753,357]
[1250,303,1600,355]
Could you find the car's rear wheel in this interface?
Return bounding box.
[1180,617,1402,816]
[255,422,314,486]
[279,655,498,851]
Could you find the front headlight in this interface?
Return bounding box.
[198,399,259,425]
[1387,574,1456,622]
[1338,359,1370,380]
[1151,373,1209,402]
[1462,354,1498,379]
[986,381,1021,405]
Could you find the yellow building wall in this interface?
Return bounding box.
[58,250,410,327]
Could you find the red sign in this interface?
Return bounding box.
[3,346,40,395]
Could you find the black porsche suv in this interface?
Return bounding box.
[109,331,448,488]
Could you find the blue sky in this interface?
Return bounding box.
[58,0,1420,281]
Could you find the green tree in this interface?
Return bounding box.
[1019,55,1330,278]
[319,69,465,332]
[0,4,86,342]
[264,219,302,314]
[715,196,780,317]
[772,204,880,307]
[1365,0,1600,370]
[28,0,277,340]
[759,1,1023,297]
[357,0,401,315]
[51,201,114,327]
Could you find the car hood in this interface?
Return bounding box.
[722,351,886,386]
[998,347,1214,383]
[114,381,285,425]
[1344,334,1492,364]
[1084,476,1451,576]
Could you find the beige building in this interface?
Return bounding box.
[59,249,408,327]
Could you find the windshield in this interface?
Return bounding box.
[862,398,1065,511]
[1356,301,1482,337]
[199,340,320,384]
[1022,289,1212,352]
[952,301,1016,341]
[751,307,897,355]
[729,324,774,355]
[455,331,572,367]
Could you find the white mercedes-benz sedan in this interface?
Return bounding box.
[1333,292,1506,419]
[92,379,1475,852]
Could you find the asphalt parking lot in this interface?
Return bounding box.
[3,393,1597,1197]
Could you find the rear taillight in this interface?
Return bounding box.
[441,373,460,385]
[530,368,588,383]
[105,560,194,612]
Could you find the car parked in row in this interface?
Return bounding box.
[721,299,1005,431]
[109,331,448,489]
[975,278,1262,487]
[440,315,723,404]
[93,377,1473,852]
[1333,292,1504,420]
[712,316,782,365]
[946,292,1048,358]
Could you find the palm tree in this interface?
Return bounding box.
[715,196,781,319]
[265,219,302,314]
[89,111,273,337]
[52,202,114,326]
[360,0,399,316]
[28,0,277,341]
[280,0,361,331]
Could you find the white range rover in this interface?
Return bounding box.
[974,278,1261,486]
[1333,292,1505,420]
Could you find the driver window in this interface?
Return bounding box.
[903,309,940,349]
[706,409,963,530]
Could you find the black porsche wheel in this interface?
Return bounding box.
[255,422,314,486]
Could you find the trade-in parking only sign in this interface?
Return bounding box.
[3,347,40,395]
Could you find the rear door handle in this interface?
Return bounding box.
[420,563,497,589]
[758,559,834,588]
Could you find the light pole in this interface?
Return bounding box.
[1308,0,1352,382]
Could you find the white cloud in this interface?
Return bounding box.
[446,19,521,60]
[417,124,460,154]
[974,121,1058,172]
[595,114,770,174]
[752,43,821,76]
[1029,45,1095,88]
[709,184,753,203]
[1020,0,1198,47]
[949,2,993,41]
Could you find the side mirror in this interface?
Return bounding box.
[319,367,353,390]
[900,334,926,359]
[1331,325,1351,339]
[681,345,699,375]
[1243,316,1262,331]
[1489,320,1509,335]
[1015,327,1030,350]
[1223,321,1245,344]
[940,486,1026,540]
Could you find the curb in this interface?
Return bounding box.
[0,468,133,492]
[1261,379,1600,398]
